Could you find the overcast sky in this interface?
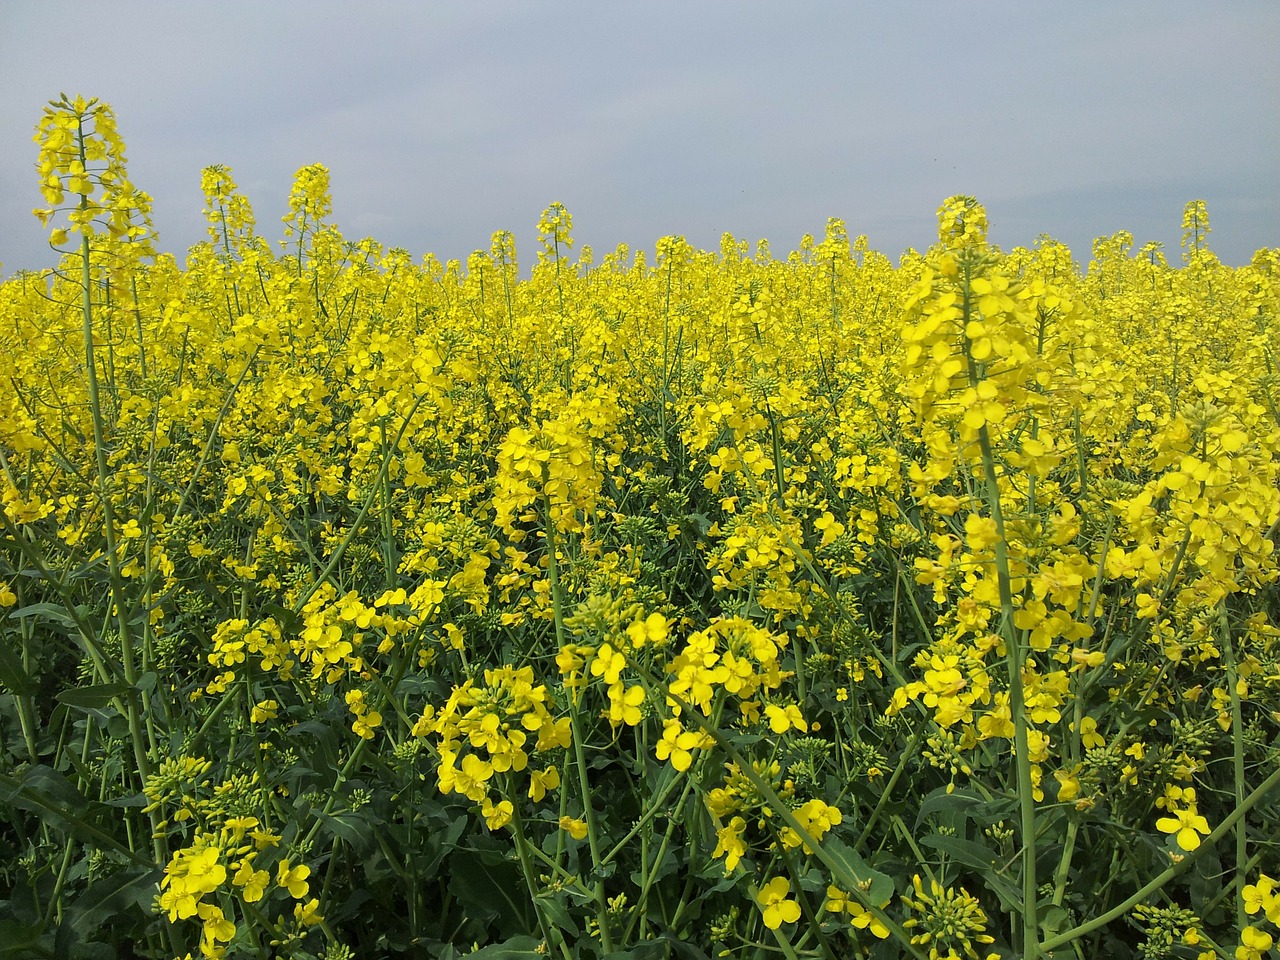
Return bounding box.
[2,2,1276,279]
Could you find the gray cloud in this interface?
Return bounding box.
[2,1,1275,278]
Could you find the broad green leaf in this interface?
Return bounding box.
[10,763,88,810]
[63,865,161,941]
[0,920,44,957]
[448,847,529,936]
[822,836,895,906]
[915,786,985,828]
[316,809,375,855]
[918,833,999,870]
[56,682,137,708]
[7,602,76,627]
[460,934,542,958]
[607,943,673,960]
[533,892,576,935]
[1038,903,1071,937]
[0,634,35,695]
[921,835,1023,912]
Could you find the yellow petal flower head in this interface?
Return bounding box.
[1237,925,1273,960]
[712,816,748,873]
[32,95,156,255]
[1156,805,1211,852]
[276,859,311,899]
[756,877,801,930]
[937,195,989,247]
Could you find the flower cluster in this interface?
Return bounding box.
[420,664,570,827]
[33,94,155,249]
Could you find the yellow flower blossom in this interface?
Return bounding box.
[756,877,801,930]
[1156,805,1212,852]
[276,859,311,899]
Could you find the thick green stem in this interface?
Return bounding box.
[961,247,1037,958]
[1219,603,1248,933]
[506,772,573,958]
[978,424,1038,960]
[73,112,169,897]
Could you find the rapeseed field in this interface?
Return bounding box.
[2,94,1278,960]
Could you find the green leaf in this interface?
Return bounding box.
[315,810,375,854]
[822,836,894,906]
[606,942,673,960]
[289,718,339,743]
[56,683,137,709]
[970,796,1019,825]
[1038,903,1071,937]
[915,786,985,829]
[0,634,35,695]
[918,833,998,870]
[448,846,530,936]
[633,843,679,890]
[263,602,302,634]
[644,934,713,960]
[288,718,340,767]
[103,792,147,809]
[1189,847,1226,924]
[0,919,45,957]
[0,768,149,865]
[9,763,88,811]
[7,602,76,628]
[461,935,542,958]
[920,835,1022,912]
[589,860,616,882]
[534,892,576,935]
[62,865,160,942]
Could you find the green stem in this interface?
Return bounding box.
[506,775,573,957]
[601,764,688,866]
[960,247,1037,958]
[1051,819,1079,908]
[73,111,169,887]
[975,419,1038,960]
[854,724,926,853]
[622,767,701,942]
[1219,603,1248,934]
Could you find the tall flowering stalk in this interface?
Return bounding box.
[901,196,1043,959]
[32,95,157,764]
[30,93,173,952]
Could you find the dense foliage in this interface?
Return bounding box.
[2,95,1279,960]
